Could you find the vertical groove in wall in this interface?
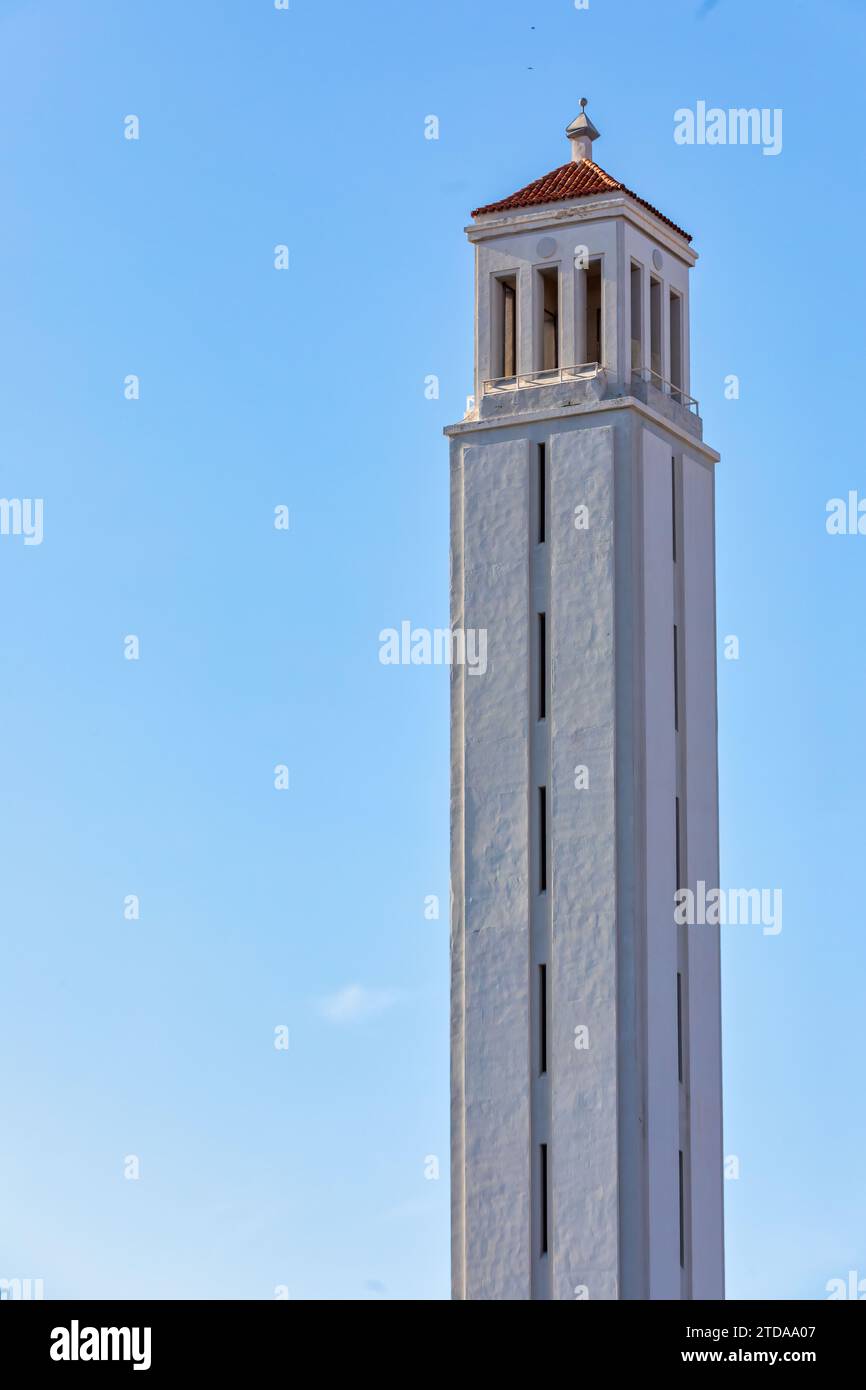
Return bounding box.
[641,426,681,1298]
[630,417,650,1301]
[673,451,693,1298]
[529,437,552,1299]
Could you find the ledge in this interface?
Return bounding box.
[444,392,720,464]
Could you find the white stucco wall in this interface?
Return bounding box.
[682,453,725,1300]
[641,427,683,1297]
[452,437,532,1300]
[548,424,619,1301]
[449,403,723,1300]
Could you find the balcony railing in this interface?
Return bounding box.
[483,362,602,394]
[631,366,699,415]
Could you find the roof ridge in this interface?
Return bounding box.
[580,158,622,190]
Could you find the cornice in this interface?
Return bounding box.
[466,193,698,267]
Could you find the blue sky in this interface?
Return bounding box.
[0,0,862,1301]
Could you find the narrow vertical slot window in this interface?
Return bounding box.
[675,796,681,892]
[503,280,517,378]
[539,787,547,893]
[671,455,677,562]
[650,276,662,381]
[670,290,683,402]
[538,614,547,721]
[537,267,560,373]
[673,625,679,732]
[494,275,518,382]
[539,965,548,1075]
[540,1144,549,1255]
[677,972,684,1083]
[537,443,546,544]
[630,262,642,372]
[586,259,602,365]
[678,1151,685,1268]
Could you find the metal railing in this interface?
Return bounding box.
[483,362,602,394]
[631,366,699,415]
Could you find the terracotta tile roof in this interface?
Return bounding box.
[471,158,692,242]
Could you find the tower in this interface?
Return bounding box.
[446,105,723,1301]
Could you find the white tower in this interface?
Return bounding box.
[446,104,723,1301]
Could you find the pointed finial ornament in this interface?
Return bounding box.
[566,100,600,163]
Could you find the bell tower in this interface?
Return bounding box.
[446,104,724,1300]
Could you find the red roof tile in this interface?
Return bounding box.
[471,158,691,242]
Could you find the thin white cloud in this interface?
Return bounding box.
[317,984,403,1024]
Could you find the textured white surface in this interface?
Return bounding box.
[682,454,725,1299]
[641,427,683,1298]
[450,408,723,1300]
[548,425,619,1301]
[455,438,532,1300]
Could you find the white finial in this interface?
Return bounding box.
[566,99,600,163]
